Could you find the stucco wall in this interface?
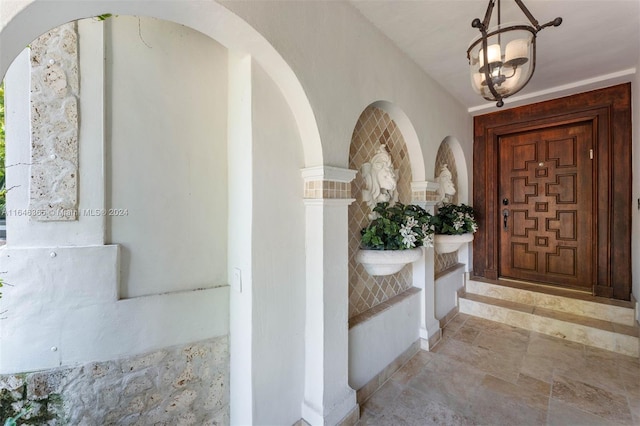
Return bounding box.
[221,0,473,179]
[1,2,476,425]
[348,290,420,390]
[250,61,306,425]
[105,16,228,298]
[1,15,230,420]
[215,5,474,422]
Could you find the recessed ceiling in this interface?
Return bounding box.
[350,0,640,114]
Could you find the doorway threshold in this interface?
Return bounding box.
[468,274,635,309]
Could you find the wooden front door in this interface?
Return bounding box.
[473,84,631,300]
[498,122,593,289]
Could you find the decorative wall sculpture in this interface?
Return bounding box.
[436,164,456,204]
[361,144,398,217]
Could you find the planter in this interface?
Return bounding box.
[434,233,474,254]
[356,247,423,276]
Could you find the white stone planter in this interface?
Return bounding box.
[434,233,474,254]
[356,247,423,276]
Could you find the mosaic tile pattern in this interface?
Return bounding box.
[348,106,413,319]
[304,180,351,199]
[412,190,440,203]
[435,142,460,273]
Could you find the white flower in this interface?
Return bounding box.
[400,223,418,248]
[420,223,434,248]
[405,216,418,228]
[423,233,434,248]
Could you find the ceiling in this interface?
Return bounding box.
[350,0,640,114]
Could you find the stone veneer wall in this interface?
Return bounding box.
[348,106,413,319]
[0,336,229,425]
[29,22,79,221]
[434,141,460,274]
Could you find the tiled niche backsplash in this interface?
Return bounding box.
[348,106,413,319]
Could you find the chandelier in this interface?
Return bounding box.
[467,0,562,107]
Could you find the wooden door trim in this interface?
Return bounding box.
[473,84,631,300]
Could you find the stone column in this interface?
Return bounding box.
[412,181,442,350]
[301,166,358,426]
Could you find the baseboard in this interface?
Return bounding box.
[439,305,459,329]
[355,339,420,406]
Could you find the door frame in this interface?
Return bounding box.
[473,84,632,300]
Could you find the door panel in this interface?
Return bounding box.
[499,123,593,289]
[473,84,631,300]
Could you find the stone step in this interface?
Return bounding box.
[465,277,636,327]
[458,292,639,357]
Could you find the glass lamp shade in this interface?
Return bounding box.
[468,24,535,103]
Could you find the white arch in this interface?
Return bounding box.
[441,135,470,204]
[370,100,426,182]
[1,3,324,424]
[0,0,323,166]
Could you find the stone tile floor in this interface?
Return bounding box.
[358,313,640,425]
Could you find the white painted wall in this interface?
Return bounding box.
[0,245,229,373]
[105,16,228,298]
[221,1,473,180]
[2,2,475,424]
[218,5,474,418]
[227,52,254,426]
[348,292,420,390]
[435,265,466,320]
[251,62,306,426]
[0,18,229,374]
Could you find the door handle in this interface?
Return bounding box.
[503,209,509,230]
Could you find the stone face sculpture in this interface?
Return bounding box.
[361,144,398,215]
[436,164,456,203]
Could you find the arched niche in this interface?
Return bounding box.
[348,102,425,319]
[347,101,426,396]
[436,136,469,204]
[0,0,323,166]
[0,8,313,425]
[370,100,425,182]
[434,136,471,273]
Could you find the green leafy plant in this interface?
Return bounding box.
[431,203,478,235]
[360,202,434,250]
[94,13,113,21]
